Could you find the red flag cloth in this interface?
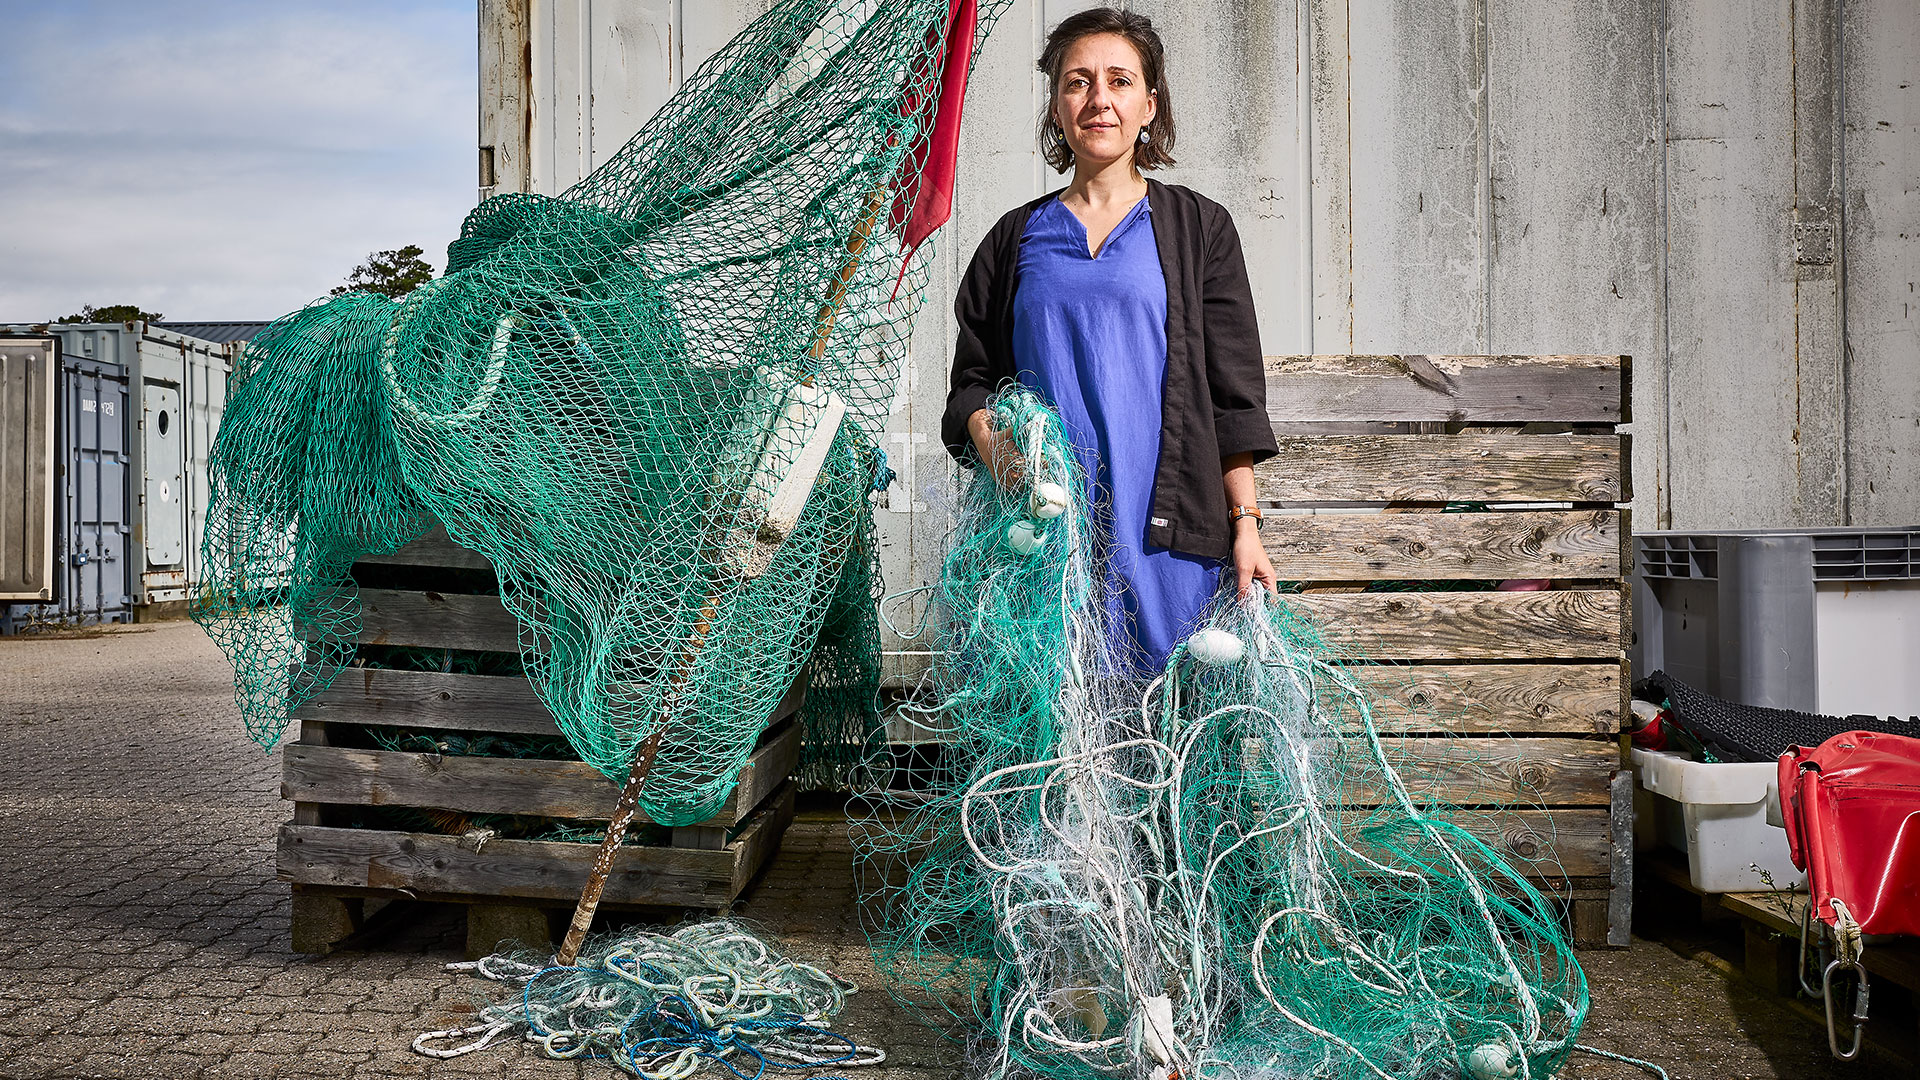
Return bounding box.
[890,0,977,295]
[1780,730,1920,935]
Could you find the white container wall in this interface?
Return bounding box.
[478,0,1920,680]
[2,323,232,607]
[179,329,229,606]
[1817,581,1920,717]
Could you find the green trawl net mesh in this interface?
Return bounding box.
[193,0,1013,824]
[856,390,1590,1080]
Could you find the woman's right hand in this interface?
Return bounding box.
[967,408,1027,489]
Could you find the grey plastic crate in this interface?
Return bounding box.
[1634,527,1920,717]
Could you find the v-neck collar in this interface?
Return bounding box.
[1053,193,1151,259]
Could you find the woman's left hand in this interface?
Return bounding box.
[1232,523,1278,596]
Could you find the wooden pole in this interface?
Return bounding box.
[553,187,891,966]
[554,727,666,963]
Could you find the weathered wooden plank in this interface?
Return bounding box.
[280,719,801,828]
[357,527,492,571]
[1516,880,1613,903]
[1342,807,1611,877]
[280,824,727,907]
[280,743,594,820]
[1282,590,1624,660]
[1258,434,1624,503]
[1263,355,1625,423]
[1263,510,1621,580]
[355,589,520,653]
[728,782,796,895]
[1465,808,1609,878]
[1358,737,1618,806]
[277,784,795,908]
[297,669,556,734]
[294,665,811,737]
[727,718,803,827]
[1339,663,1622,735]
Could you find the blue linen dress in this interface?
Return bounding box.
[1011,195,1221,676]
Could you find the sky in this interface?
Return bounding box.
[0,0,476,323]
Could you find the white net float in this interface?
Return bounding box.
[1029,481,1070,520]
[1186,627,1246,665]
[1006,518,1046,556]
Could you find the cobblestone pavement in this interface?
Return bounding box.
[0,621,1883,1079]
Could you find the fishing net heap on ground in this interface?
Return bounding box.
[857,388,1591,1080]
[192,0,1014,821]
[415,918,883,1077]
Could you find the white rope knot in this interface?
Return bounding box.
[1830,898,1863,964]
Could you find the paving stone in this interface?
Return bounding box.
[199,1051,291,1078]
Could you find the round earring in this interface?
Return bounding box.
[1138,128,1151,145]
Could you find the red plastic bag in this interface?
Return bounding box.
[1780,730,1920,936]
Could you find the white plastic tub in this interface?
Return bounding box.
[1631,747,1803,893]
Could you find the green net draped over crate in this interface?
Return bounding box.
[857,390,1590,1080]
[194,0,1013,824]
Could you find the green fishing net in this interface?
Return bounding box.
[857,390,1590,1080]
[193,0,1013,824]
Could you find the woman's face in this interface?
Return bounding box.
[1052,32,1155,170]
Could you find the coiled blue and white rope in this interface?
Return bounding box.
[414,919,883,1079]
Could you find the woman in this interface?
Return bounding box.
[942,7,1278,676]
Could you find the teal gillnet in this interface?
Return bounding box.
[858,389,1589,1080]
[193,0,1015,824]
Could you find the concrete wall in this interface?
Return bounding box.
[478,0,1920,663]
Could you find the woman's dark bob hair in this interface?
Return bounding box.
[1037,7,1176,174]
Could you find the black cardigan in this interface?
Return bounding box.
[940,179,1277,560]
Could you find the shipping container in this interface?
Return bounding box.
[1,322,231,610]
[1,356,135,632]
[0,336,58,603]
[58,359,135,625]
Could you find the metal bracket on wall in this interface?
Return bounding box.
[1793,217,1837,266]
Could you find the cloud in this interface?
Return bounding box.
[0,0,477,322]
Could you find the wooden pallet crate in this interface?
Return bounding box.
[277,527,805,956]
[1260,353,1633,947]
